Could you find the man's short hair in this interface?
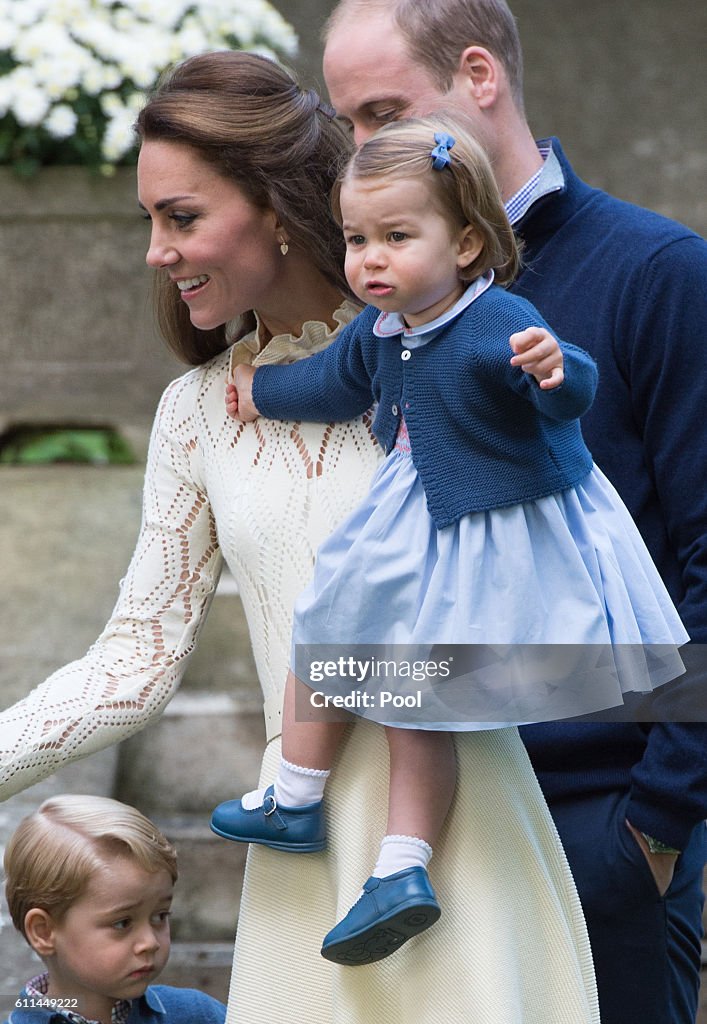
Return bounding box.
[3,794,178,939]
[324,0,525,112]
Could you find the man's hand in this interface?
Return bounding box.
[226,364,260,422]
[625,819,677,897]
[510,327,564,389]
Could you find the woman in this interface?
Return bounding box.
[0,52,599,1023]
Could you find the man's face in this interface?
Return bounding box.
[324,10,480,145]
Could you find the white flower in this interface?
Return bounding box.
[1,0,298,169]
[174,22,209,59]
[12,20,64,62]
[101,106,137,162]
[7,0,47,29]
[0,19,19,50]
[45,103,78,138]
[13,86,51,126]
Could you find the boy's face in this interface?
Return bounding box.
[44,855,173,1021]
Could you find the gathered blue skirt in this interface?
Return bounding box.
[291,433,689,729]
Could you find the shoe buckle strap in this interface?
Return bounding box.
[262,793,288,830]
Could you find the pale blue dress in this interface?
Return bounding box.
[291,281,689,728]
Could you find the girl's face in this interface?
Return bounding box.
[138,139,282,331]
[340,175,481,327]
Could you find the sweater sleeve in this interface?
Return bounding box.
[253,315,374,422]
[626,715,707,850]
[620,234,707,844]
[148,986,227,1023]
[619,235,707,643]
[0,373,222,801]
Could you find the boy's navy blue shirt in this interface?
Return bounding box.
[514,139,707,848]
[5,985,226,1024]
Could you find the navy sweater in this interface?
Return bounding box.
[253,286,597,527]
[516,139,707,847]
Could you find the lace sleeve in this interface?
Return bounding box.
[0,371,222,800]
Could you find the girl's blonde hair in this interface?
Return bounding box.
[135,50,353,365]
[332,116,520,286]
[3,794,178,940]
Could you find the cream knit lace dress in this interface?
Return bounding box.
[0,302,598,1024]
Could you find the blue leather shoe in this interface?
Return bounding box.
[210,785,326,852]
[321,866,440,965]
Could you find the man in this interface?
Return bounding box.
[322,2,707,1023]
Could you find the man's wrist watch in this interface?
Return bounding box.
[640,832,681,855]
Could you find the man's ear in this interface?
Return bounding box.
[24,908,58,956]
[457,46,500,108]
[457,224,484,269]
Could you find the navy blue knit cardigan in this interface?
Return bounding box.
[253,285,597,528]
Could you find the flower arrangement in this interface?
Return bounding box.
[0,0,298,176]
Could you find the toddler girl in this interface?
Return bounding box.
[211,118,688,966]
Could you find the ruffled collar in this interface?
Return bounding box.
[227,299,360,377]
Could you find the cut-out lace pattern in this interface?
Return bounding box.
[0,302,381,798]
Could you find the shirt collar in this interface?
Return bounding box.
[372,271,494,342]
[505,139,564,226]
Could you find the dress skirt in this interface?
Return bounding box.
[292,426,688,727]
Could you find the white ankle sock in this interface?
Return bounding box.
[241,757,330,810]
[372,834,433,878]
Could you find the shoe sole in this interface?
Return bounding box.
[321,901,441,965]
[209,822,326,853]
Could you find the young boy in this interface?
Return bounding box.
[3,794,226,1024]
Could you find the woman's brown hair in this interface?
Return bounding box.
[135,51,353,365]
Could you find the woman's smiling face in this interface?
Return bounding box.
[138,139,282,330]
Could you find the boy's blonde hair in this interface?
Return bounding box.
[3,794,178,939]
[332,115,520,286]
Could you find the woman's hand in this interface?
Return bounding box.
[509,327,564,389]
[226,365,260,422]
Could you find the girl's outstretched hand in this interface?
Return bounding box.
[226,364,260,422]
[509,327,564,389]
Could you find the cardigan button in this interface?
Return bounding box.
[401,349,411,361]
[392,404,398,416]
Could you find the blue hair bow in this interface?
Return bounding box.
[430,132,455,170]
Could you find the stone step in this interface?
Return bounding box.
[149,814,244,943]
[115,689,266,814]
